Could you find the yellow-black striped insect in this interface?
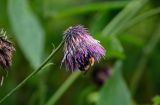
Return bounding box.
[79,57,95,71]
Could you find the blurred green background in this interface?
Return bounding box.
[0,0,160,105]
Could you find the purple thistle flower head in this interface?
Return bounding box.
[61,25,105,71]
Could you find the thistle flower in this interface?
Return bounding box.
[0,29,15,69]
[61,25,105,71]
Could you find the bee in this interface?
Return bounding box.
[79,57,95,71]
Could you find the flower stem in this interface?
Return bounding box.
[130,22,160,95]
[0,41,64,104]
[120,7,160,33]
[101,0,148,36]
[45,71,81,105]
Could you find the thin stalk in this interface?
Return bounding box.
[121,7,160,33]
[101,0,148,36]
[130,23,160,94]
[0,41,64,104]
[45,71,81,105]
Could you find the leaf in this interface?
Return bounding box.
[152,95,160,105]
[97,61,131,105]
[8,0,45,69]
[96,35,125,59]
[44,1,128,18]
[119,34,145,47]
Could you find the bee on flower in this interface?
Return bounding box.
[61,25,105,72]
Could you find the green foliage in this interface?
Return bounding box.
[96,35,124,59]
[153,95,160,105]
[0,0,160,105]
[45,1,128,18]
[8,0,45,68]
[98,61,131,105]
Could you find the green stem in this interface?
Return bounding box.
[110,0,148,36]
[101,0,148,36]
[45,71,81,105]
[0,41,64,104]
[130,22,160,94]
[121,7,160,33]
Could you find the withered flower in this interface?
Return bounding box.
[92,65,112,87]
[61,25,105,71]
[0,29,15,69]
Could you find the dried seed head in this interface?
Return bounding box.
[0,29,15,69]
[61,25,105,71]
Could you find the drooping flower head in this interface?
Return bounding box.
[61,25,105,71]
